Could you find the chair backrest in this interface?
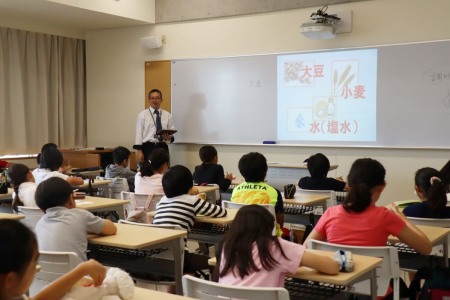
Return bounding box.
[407,217,450,227]
[17,206,44,232]
[222,201,277,235]
[98,176,129,199]
[120,191,163,220]
[182,274,290,300]
[307,239,400,300]
[29,251,79,296]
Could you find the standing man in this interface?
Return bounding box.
[134,89,175,163]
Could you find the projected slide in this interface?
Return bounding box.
[277,49,377,142]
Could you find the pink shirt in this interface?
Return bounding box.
[314,205,406,246]
[219,238,304,287]
[134,173,163,195]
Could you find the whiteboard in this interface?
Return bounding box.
[171,40,450,148]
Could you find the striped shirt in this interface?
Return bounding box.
[153,194,227,248]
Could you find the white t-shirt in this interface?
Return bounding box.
[12,182,38,207]
[32,168,68,185]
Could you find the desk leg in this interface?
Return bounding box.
[445,238,449,268]
[115,205,125,220]
[173,238,183,295]
[369,268,377,300]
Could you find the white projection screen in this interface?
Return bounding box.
[172,40,450,148]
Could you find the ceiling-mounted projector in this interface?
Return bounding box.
[300,23,336,39]
[300,5,340,40]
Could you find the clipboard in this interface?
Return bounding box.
[157,129,177,136]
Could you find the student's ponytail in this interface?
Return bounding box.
[415,168,447,217]
[343,183,372,212]
[140,160,154,177]
[428,177,447,216]
[344,158,386,213]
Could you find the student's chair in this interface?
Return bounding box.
[182,274,290,300]
[407,217,450,257]
[29,251,80,296]
[97,176,129,199]
[307,239,401,300]
[17,206,44,232]
[116,220,185,288]
[120,191,163,221]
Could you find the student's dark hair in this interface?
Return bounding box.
[162,165,193,198]
[7,164,30,212]
[140,148,170,177]
[238,152,267,182]
[440,160,450,193]
[40,147,63,171]
[415,167,447,217]
[148,88,163,99]
[215,205,288,280]
[199,145,217,163]
[112,146,131,164]
[0,219,37,276]
[35,177,73,212]
[343,158,386,213]
[36,143,58,164]
[307,153,330,178]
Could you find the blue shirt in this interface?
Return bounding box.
[403,202,450,219]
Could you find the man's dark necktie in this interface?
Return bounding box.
[155,110,162,133]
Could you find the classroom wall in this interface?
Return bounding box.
[85,0,450,205]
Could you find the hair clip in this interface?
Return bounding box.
[430,176,441,185]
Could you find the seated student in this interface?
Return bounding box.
[153,165,227,248]
[134,148,169,195]
[7,164,38,211]
[32,148,83,186]
[0,219,107,300]
[105,146,136,192]
[216,205,339,287]
[298,153,347,191]
[193,145,233,192]
[36,143,71,174]
[35,177,117,262]
[304,158,431,255]
[231,152,285,237]
[402,167,450,218]
[154,165,227,293]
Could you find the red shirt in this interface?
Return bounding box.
[314,205,406,246]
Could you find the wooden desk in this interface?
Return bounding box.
[133,287,196,299]
[0,212,24,220]
[389,225,450,267]
[208,249,382,300]
[88,223,186,295]
[195,185,220,204]
[266,163,338,190]
[283,191,329,225]
[196,208,238,225]
[76,196,128,220]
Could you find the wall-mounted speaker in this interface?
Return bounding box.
[141,35,163,49]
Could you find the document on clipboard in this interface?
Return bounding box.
[157,129,177,136]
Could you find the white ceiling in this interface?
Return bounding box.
[0,0,151,32]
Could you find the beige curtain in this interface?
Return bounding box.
[0,27,86,155]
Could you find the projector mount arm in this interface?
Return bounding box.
[310,5,341,24]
